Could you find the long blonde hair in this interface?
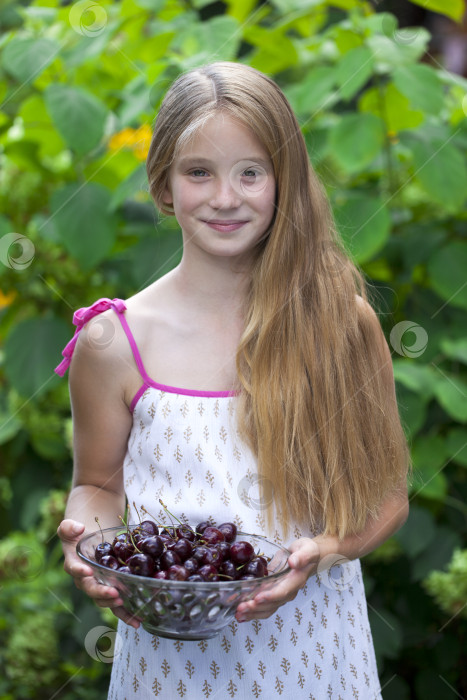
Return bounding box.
[146,62,409,539]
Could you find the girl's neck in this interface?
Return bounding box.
[172,253,251,317]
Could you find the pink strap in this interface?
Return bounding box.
[54,297,148,380]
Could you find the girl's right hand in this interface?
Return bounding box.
[57,518,141,628]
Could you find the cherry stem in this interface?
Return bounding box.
[95,516,104,544]
[158,498,183,531]
[119,515,141,552]
[132,501,142,525]
[140,505,163,527]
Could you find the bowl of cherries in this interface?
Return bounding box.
[76,504,291,640]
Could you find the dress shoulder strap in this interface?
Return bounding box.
[54,297,149,382]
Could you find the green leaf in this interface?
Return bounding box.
[328,113,385,173]
[446,428,467,467]
[50,183,118,269]
[368,607,403,662]
[392,361,436,400]
[397,386,427,437]
[2,37,59,83]
[268,0,324,10]
[367,30,430,69]
[284,67,336,115]
[393,64,444,115]
[395,506,436,557]
[411,527,462,581]
[335,46,374,101]
[428,241,467,311]
[171,16,242,66]
[44,85,108,156]
[333,194,391,263]
[359,83,424,132]
[225,0,259,22]
[408,0,465,22]
[410,433,448,500]
[129,223,183,286]
[248,31,299,74]
[433,370,467,423]
[109,165,149,211]
[411,138,467,211]
[18,95,65,157]
[0,393,21,444]
[440,337,467,364]
[4,317,71,398]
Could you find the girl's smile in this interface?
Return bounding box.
[162,112,276,261]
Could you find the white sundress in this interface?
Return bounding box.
[55,298,383,700]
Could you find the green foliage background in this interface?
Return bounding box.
[0,0,466,697]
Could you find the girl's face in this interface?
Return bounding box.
[163,112,276,263]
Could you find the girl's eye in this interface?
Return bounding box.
[242,169,257,178]
[190,169,209,177]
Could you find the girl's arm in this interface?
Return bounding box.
[57,317,141,628]
[236,299,409,622]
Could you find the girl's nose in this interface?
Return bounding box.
[208,178,242,209]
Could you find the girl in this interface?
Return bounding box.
[56,61,409,699]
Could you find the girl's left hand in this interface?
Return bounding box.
[235,537,321,622]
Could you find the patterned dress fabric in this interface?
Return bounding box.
[55,299,383,699]
[108,386,383,700]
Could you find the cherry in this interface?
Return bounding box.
[239,574,256,580]
[139,535,164,559]
[173,538,193,561]
[204,547,222,568]
[127,553,155,576]
[192,545,210,565]
[113,540,134,562]
[176,525,196,542]
[219,560,238,580]
[202,527,225,545]
[184,558,199,575]
[218,522,237,543]
[195,521,210,538]
[93,511,272,585]
[167,565,189,581]
[244,558,267,578]
[230,541,254,565]
[216,542,231,562]
[161,526,176,538]
[160,550,182,570]
[139,520,159,537]
[112,533,128,547]
[154,570,168,579]
[160,534,176,549]
[100,554,119,570]
[95,542,113,562]
[198,564,219,581]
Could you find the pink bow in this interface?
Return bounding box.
[54,297,126,376]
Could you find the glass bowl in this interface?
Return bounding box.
[77,525,291,640]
